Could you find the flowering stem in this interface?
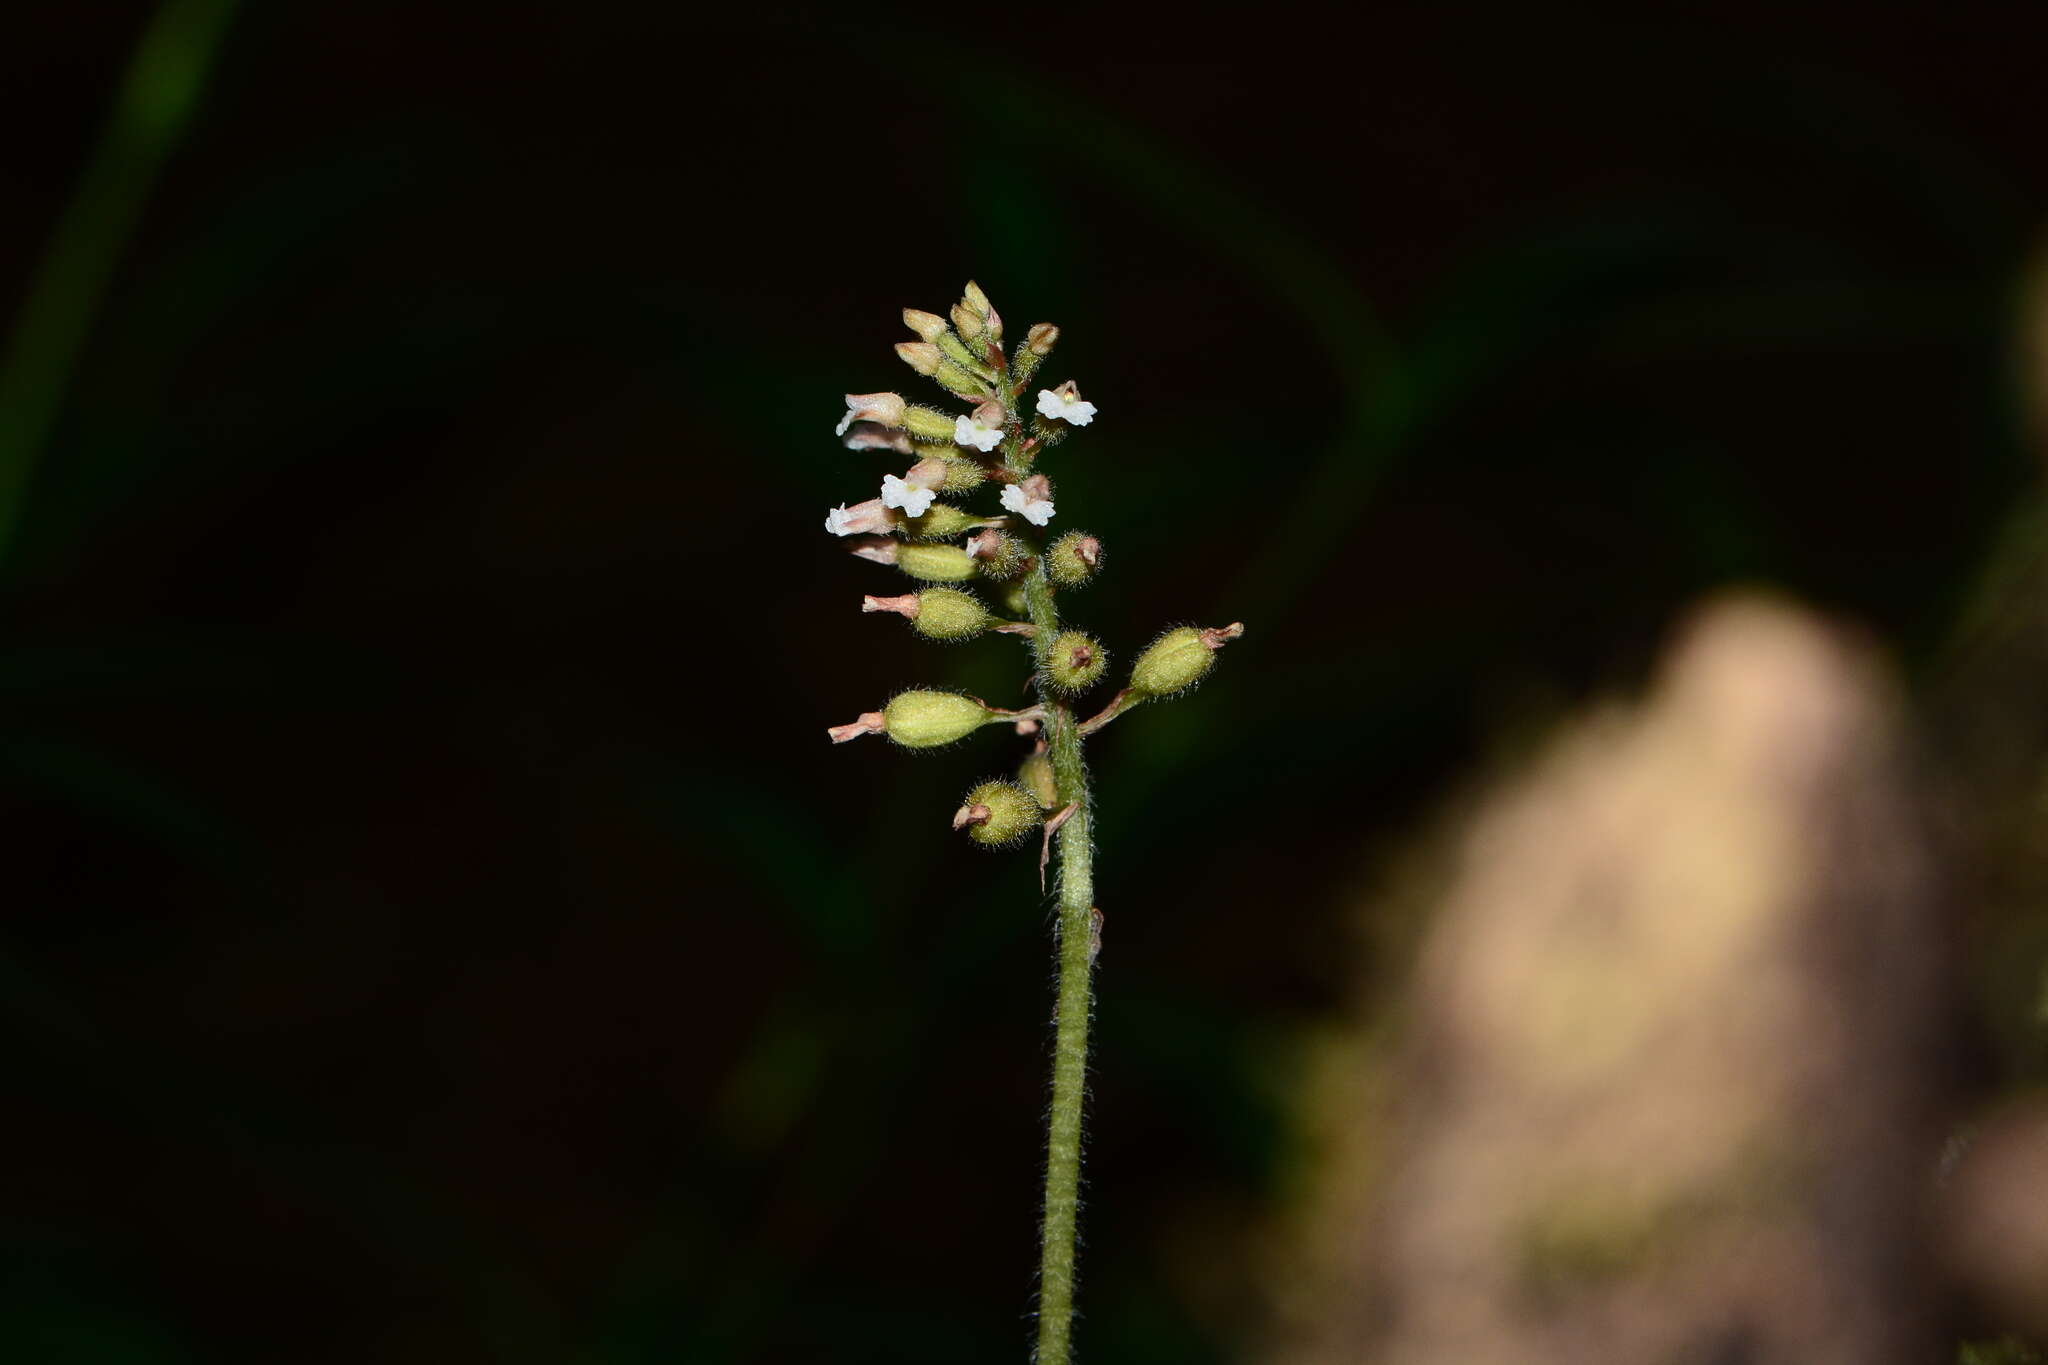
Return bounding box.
[833,287,1228,1363]
[1021,545,1093,1365]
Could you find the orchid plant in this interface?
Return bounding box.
[822,283,1241,1364]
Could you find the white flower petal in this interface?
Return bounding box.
[1036,389,1098,425]
[825,504,854,536]
[1035,389,1098,426]
[835,411,853,436]
[883,475,936,517]
[999,484,1054,526]
[954,414,1003,453]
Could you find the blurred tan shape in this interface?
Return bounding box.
[1271,596,1943,1365]
[1941,1098,2048,1340]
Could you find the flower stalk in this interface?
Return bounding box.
[1020,546,1096,1365]
[817,282,1242,1363]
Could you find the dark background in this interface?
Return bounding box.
[6,6,2046,1361]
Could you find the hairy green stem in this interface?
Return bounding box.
[1021,549,1093,1365]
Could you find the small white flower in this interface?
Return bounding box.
[1035,387,1097,426]
[879,473,936,518]
[954,413,1004,452]
[825,503,857,535]
[1000,484,1056,527]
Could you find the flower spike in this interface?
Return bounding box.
[814,283,1242,1365]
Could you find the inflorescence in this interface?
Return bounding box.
[823,281,1242,813]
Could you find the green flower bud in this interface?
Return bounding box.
[1047,532,1104,588]
[962,280,995,317]
[1012,323,1058,388]
[1130,623,1244,698]
[1018,751,1058,809]
[1131,627,1210,697]
[931,358,987,399]
[1045,630,1108,694]
[903,503,983,542]
[904,406,959,442]
[938,328,984,371]
[967,528,1029,581]
[915,588,991,640]
[1000,583,1030,617]
[883,690,992,748]
[938,457,985,493]
[896,543,977,582]
[953,779,1042,847]
[861,589,991,640]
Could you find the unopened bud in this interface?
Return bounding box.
[901,456,949,490]
[903,406,959,442]
[895,341,943,375]
[951,301,984,344]
[863,587,992,640]
[907,445,987,492]
[1000,582,1030,617]
[1013,323,1059,388]
[884,690,996,748]
[902,308,949,342]
[1045,630,1108,694]
[1047,531,1103,587]
[953,779,1041,847]
[842,391,906,428]
[962,280,994,317]
[1018,751,1058,808]
[1130,623,1244,698]
[897,543,977,582]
